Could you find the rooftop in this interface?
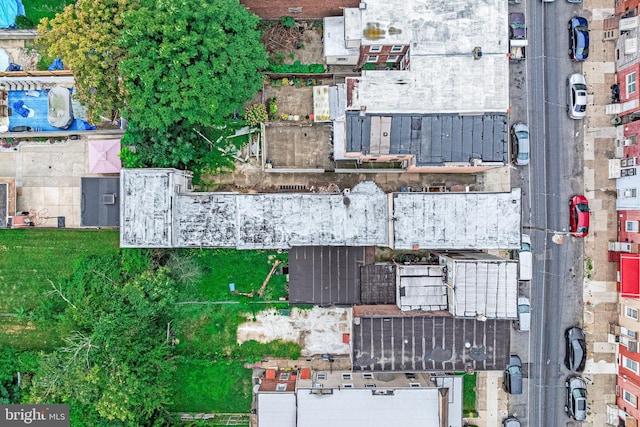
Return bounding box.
[120,169,521,250]
[342,0,509,113]
[351,311,511,371]
[345,112,508,166]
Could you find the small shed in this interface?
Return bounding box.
[80,177,120,227]
[88,139,122,174]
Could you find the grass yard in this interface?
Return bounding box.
[169,249,297,413]
[170,357,253,413]
[463,372,478,417]
[0,229,119,349]
[22,0,74,26]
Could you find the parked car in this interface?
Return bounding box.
[511,122,530,166]
[569,195,590,237]
[568,17,589,61]
[565,376,587,421]
[518,234,532,281]
[565,327,586,373]
[502,417,521,427]
[503,355,523,395]
[567,73,588,119]
[509,13,526,39]
[514,297,531,332]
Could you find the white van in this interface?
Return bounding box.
[518,234,532,281]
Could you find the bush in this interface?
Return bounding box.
[244,104,267,126]
[266,61,325,74]
[119,146,144,168]
[15,15,35,29]
[280,16,295,28]
[362,63,376,70]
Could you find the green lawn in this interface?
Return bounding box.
[22,0,74,26]
[169,249,297,413]
[0,229,119,349]
[170,357,253,413]
[462,373,478,416]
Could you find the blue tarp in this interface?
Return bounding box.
[0,0,25,29]
[48,58,64,71]
[12,100,29,117]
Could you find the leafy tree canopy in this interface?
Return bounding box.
[28,251,177,425]
[119,0,268,131]
[37,0,131,122]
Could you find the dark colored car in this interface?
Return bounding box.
[509,13,526,39]
[569,195,589,237]
[565,376,587,421]
[565,327,587,373]
[503,355,523,395]
[569,17,589,61]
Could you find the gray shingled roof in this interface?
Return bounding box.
[345,112,508,166]
[80,177,120,227]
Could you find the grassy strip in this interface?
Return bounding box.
[22,0,75,25]
[463,372,478,416]
[0,229,119,349]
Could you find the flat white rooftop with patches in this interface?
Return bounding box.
[344,0,509,113]
[120,169,521,250]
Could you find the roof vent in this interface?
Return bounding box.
[473,47,482,60]
[359,2,367,9]
[101,194,116,205]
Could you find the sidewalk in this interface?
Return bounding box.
[581,0,619,423]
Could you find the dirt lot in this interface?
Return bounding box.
[237,307,351,357]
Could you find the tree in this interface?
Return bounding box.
[37,0,131,122]
[28,252,177,425]
[119,0,268,131]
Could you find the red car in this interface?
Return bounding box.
[569,195,589,237]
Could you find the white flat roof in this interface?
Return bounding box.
[343,0,509,113]
[347,55,509,113]
[296,388,441,427]
[120,170,521,250]
[324,16,359,57]
[257,393,296,427]
[392,189,521,250]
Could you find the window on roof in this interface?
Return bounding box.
[365,383,376,388]
[363,373,374,379]
[369,45,382,53]
[623,355,640,374]
[342,373,352,380]
[276,383,287,392]
[316,372,327,380]
[391,45,404,52]
[626,221,639,232]
[342,383,353,388]
[622,327,638,339]
[366,55,379,63]
[627,306,639,320]
[387,55,399,62]
[410,383,421,388]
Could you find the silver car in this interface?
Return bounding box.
[567,74,588,119]
[511,122,530,165]
[565,376,587,421]
[502,417,521,427]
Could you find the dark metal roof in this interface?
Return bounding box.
[81,177,120,227]
[352,315,511,372]
[345,112,508,166]
[288,246,367,305]
[360,264,396,304]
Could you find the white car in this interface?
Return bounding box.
[515,297,531,332]
[567,74,588,119]
[518,234,532,281]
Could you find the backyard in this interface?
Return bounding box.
[0,229,297,419]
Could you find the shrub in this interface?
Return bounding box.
[244,104,268,126]
[280,16,295,28]
[362,63,376,70]
[119,146,144,168]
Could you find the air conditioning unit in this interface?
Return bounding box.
[101,194,116,205]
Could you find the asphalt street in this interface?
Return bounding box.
[508,0,587,425]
